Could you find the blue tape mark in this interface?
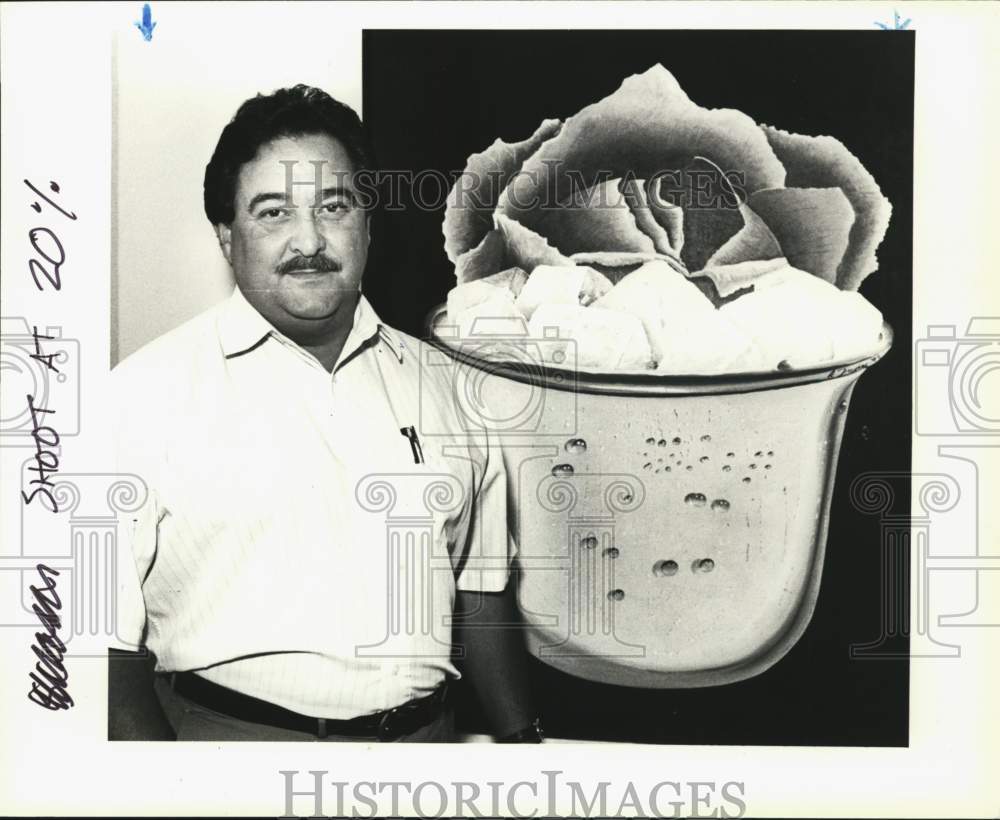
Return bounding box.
[135,3,157,42]
[875,10,912,30]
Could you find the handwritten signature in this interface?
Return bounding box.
[27,564,73,711]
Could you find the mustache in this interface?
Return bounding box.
[277,254,341,274]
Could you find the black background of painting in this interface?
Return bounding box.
[362,30,913,746]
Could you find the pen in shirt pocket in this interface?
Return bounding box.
[400,425,425,464]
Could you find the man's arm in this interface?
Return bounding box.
[454,580,538,740]
[108,648,175,740]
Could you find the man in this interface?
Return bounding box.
[109,85,540,742]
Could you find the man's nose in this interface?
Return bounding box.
[288,210,326,258]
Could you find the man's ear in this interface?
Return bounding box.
[215,223,233,265]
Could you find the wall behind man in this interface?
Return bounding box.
[112,5,361,366]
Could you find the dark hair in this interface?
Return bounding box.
[203,84,375,225]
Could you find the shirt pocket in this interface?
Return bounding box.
[354,431,473,569]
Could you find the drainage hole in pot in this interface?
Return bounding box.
[653,560,679,577]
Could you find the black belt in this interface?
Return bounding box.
[172,671,448,740]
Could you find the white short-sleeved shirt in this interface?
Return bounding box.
[111,286,512,719]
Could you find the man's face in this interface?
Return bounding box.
[217,133,369,340]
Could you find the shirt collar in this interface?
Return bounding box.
[218,286,405,364]
[338,290,407,367]
[217,286,273,358]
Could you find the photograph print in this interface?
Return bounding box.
[109,27,914,747]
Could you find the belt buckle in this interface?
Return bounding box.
[376,707,401,742]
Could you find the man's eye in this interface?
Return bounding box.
[321,201,350,214]
[259,208,289,220]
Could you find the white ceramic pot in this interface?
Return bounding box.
[427,308,892,687]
